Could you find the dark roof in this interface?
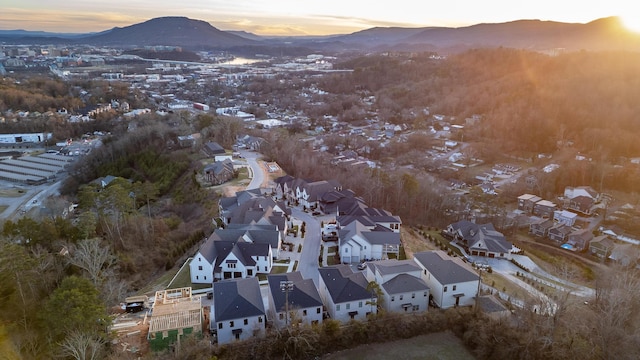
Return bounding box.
[214,277,265,322]
[204,141,225,155]
[449,220,511,253]
[318,265,372,303]
[381,274,429,295]
[212,226,280,249]
[413,250,479,284]
[267,272,323,313]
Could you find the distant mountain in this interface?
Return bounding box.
[1,16,638,54]
[226,30,264,41]
[323,17,640,53]
[82,16,256,48]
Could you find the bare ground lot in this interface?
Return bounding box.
[322,331,475,360]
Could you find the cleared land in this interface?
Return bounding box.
[322,331,475,360]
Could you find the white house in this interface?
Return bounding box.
[189,235,272,284]
[364,259,430,314]
[267,272,323,328]
[338,220,401,264]
[413,250,479,309]
[553,209,578,226]
[318,265,376,322]
[212,277,266,344]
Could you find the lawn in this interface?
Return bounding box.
[424,229,463,257]
[322,331,475,360]
[270,265,289,274]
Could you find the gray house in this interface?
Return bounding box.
[267,272,323,328]
[212,277,266,344]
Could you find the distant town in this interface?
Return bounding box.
[1,22,640,360]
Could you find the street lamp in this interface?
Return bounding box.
[280,280,294,326]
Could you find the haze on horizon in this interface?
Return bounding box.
[1,0,638,36]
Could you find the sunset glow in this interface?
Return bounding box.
[0,1,636,36]
[620,15,640,34]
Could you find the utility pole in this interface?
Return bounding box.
[280,280,294,326]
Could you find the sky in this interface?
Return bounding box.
[1,0,638,36]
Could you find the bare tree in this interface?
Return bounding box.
[59,330,105,360]
[67,238,118,287]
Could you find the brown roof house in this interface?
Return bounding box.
[204,159,235,185]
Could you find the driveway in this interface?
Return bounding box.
[291,208,322,286]
[239,149,265,190]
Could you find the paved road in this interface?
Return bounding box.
[291,208,322,286]
[239,150,264,190]
[240,149,322,285]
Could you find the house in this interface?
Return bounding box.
[212,277,266,344]
[204,159,235,185]
[553,210,578,227]
[203,141,226,157]
[589,235,614,259]
[317,189,364,215]
[563,186,599,215]
[267,272,323,328]
[609,243,640,266]
[318,265,377,322]
[294,179,342,208]
[548,224,573,243]
[148,287,202,351]
[533,200,557,218]
[445,220,512,259]
[413,250,479,309]
[565,228,594,252]
[529,218,554,237]
[364,259,429,314]
[518,194,542,213]
[338,219,401,264]
[189,230,273,283]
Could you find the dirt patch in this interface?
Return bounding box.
[0,188,27,198]
[322,331,475,360]
[401,227,439,259]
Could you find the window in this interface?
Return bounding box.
[336,304,340,311]
[204,276,207,280]
[399,295,403,300]
[228,263,236,269]
[359,301,363,308]
[444,286,448,292]
[453,285,457,291]
[424,291,428,297]
[413,305,419,311]
[235,333,240,340]
[391,296,395,301]
[230,321,234,327]
[196,275,199,280]
[317,307,321,314]
[198,266,203,271]
[258,316,263,323]
[346,303,350,310]
[218,323,223,329]
[412,293,415,299]
[303,309,307,316]
[244,319,248,325]
[198,257,201,262]
[279,313,284,320]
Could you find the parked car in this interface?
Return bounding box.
[357,262,367,270]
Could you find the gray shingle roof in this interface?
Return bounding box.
[267,272,323,312]
[214,277,265,322]
[318,265,372,303]
[381,273,429,295]
[413,250,479,284]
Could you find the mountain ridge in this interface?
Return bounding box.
[1,16,639,53]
